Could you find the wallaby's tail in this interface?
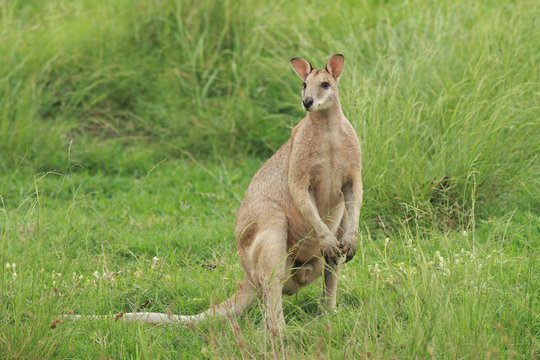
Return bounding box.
[65,277,255,325]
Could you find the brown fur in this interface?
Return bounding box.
[232,54,362,331]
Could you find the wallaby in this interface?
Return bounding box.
[66,54,362,334]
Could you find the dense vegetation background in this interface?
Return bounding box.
[1,0,538,358]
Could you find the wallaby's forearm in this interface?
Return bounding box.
[342,177,362,234]
[289,180,335,239]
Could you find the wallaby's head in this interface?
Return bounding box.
[290,54,344,112]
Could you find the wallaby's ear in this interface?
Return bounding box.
[326,54,344,80]
[290,58,313,80]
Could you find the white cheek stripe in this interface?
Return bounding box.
[313,91,332,110]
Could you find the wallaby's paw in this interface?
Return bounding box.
[321,246,341,266]
[322,253,335,267]
[322,248,343,267]
[320,233,342,266]
[339,241,356,263]
[265,316,286,336]
[339,233,358,263]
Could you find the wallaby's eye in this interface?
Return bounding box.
[302,82,306,89]
[321,82,330,88]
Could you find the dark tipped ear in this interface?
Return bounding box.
[290,58,313,80]
[326,54,344,80]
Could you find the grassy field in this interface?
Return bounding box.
[1,0,539,358]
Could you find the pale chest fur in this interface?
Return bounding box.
[302,120,360,212]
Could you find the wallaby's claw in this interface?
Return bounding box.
[323,252,336,266]
[322,240,344,266]
[339,235,358,263]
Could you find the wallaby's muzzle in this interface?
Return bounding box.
[303,97,314,110]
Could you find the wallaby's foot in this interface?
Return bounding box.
[266,316,285,357]
[319,286,339,314]
[318,301,339,315]
[266,312,286,332]
[319,257,345,313]
[318,285,340,314]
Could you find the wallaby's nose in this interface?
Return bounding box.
[303,97,314,109]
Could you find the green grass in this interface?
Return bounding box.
[1,0,539,358]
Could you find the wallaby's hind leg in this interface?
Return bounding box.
[320,258,345,311]
[320,211,347,311]
[249,225,288,333]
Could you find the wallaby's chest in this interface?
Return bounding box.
[289,117,360,211]
[308,135,350,207]
[309,131,350,181]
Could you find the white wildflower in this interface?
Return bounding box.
[5,263,10,269]
[151,257,160,270]
[435,251,445,266]
[434,251,450,276]
[406,267,417,275]
[368,263,381,276]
